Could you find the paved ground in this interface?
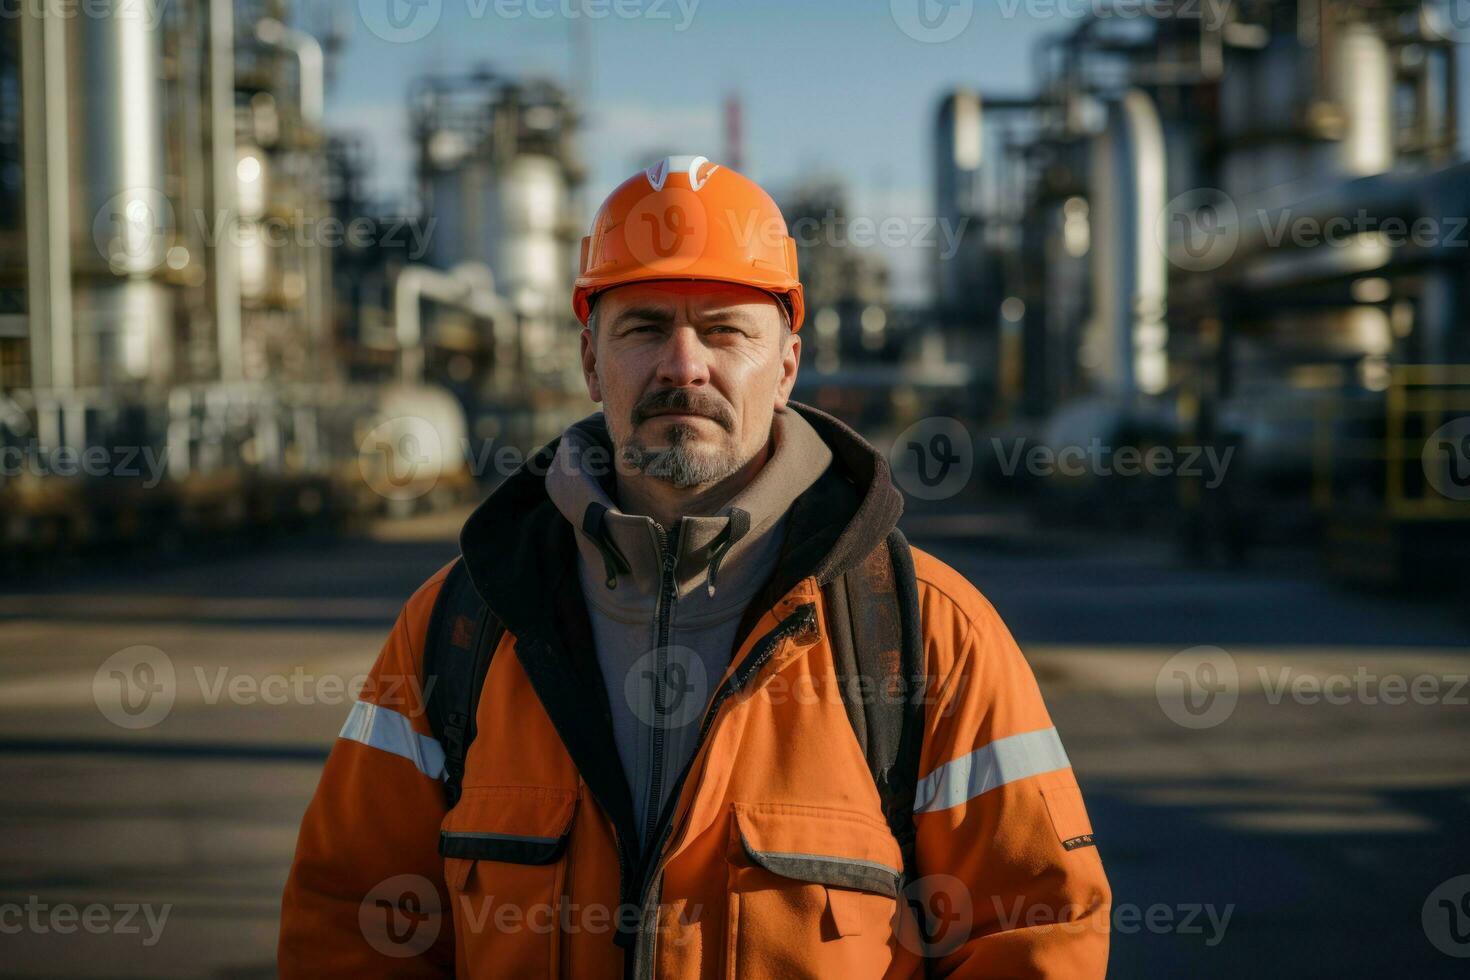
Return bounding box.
[921,531,1470,978]
[1,508,1467,977]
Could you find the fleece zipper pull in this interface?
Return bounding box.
[581,503,630,589]
[704,508,750,599]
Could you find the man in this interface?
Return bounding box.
[280,156,1110,977]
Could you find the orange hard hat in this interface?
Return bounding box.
[573,155,805,331]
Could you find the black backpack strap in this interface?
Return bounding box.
[423,558,503,809]
[823,528,926,882]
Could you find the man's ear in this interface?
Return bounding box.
[773,332,800,411]
[580,327,603,403]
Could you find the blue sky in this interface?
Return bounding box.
[322,0,1075,301]
[320,1,1470,302]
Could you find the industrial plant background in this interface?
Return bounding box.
[1,1,1468,976]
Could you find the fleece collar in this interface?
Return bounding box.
[543,408,834,620]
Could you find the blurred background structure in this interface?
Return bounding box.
[928,0,1470,589]
[1,0,1468,976]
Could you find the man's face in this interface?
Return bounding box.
[580,280,800,489]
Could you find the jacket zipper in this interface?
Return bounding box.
[642,519,680,852]
[630,601,817,975]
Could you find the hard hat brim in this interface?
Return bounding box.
[573,272,804,332]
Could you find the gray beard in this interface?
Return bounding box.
[618,423,744,489]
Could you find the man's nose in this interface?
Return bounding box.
[655,325,710,388]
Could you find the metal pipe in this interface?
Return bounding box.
[210,0,243,382]
[19,4,74,390]
[254,18,324,129]
[394,263,514,384]
[1088,88,1168,400]
[255,17,328,381]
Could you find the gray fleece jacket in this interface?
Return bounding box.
[545,408,833,849]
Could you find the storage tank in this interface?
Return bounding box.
[481,153,569,317]
[67,7,174,387]
[415,74,578,315]
[413,72,582,379]
[1219,19,1394,202]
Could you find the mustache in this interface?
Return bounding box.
[631,388,735,431]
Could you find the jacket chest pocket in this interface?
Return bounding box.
[725,802,903,980]
[441,785,577,975]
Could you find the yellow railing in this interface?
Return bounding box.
[1384,365,1470,520]
[1177,364,1470,523]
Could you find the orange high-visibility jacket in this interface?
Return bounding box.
[279,406,1110,978]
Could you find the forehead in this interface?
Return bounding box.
[596,280,781,320]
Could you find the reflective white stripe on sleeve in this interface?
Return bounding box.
[913,726,1071,814]
[338,699,446,781]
